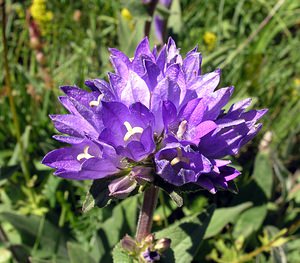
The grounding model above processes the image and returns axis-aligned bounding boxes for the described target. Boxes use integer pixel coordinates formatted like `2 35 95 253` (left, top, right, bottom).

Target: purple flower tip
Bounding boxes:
142 248 160 262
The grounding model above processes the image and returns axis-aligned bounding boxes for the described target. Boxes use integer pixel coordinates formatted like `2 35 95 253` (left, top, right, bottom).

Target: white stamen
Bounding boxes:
176 120 188 139
89 94 104 107
77 146 94 161
123 121 144 142
170 148 190 166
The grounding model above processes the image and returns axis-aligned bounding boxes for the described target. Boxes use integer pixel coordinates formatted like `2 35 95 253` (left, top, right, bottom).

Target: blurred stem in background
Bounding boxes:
220 0 285 68
0 224 22 262
1 0 31 183
26 6 53 90
144 0 159 39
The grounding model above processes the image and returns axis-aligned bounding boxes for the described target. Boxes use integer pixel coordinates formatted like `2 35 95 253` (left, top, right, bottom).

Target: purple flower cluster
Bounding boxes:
42 38 267 196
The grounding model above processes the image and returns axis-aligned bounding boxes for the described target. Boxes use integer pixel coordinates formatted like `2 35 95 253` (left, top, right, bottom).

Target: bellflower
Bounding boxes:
42 37 267 197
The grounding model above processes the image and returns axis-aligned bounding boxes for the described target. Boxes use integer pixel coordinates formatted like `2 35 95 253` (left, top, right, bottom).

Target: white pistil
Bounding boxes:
89 94 104 107
123 121 144 142
77 146 94 161
170 148 190 166
176 120 187 139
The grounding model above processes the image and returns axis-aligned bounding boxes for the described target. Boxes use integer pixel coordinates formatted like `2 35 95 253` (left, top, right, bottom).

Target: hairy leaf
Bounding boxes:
156 205 215 263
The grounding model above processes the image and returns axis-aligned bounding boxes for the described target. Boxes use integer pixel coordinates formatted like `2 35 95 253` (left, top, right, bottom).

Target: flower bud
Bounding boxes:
144 233 155 244
131 166 153 185
121 234 137 253
30 36 41 49
73 10 81 22
108 175 137 199
36 51 46 65
154 238 171 252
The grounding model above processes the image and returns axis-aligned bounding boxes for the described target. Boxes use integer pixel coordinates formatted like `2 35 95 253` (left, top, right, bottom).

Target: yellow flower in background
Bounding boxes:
121 8 134 31
294 78 300 87
292 78 300 98
30 0 53 35
121 8 133 21
203 31 217 51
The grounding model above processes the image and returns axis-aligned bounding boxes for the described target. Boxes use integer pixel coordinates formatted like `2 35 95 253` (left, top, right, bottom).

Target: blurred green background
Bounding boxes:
0 0 300 262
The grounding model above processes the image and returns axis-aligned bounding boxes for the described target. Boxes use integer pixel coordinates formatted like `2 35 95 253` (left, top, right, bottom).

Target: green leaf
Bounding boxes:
233 205 267 239
117 14 145 56
100 196 138 248
0 212 67 259
67 242 97 263
154 176 183 207
271 246 288 263
97 196 138 262
204 202 252 239
155 205 215 263
155 4 171 18
227 180 239 194
169 191 183 207
0 248 12 263
252 151 273 199
265 226 288 263
42 176 61 208
112 243 134 263
167 0 182 34
122 196 139 234
286 238 300 263
0 165 20 181
82 178 112 212
89 235 106 263
8 125 31 166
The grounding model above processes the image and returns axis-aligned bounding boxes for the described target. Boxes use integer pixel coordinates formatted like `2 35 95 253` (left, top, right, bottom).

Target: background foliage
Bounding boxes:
0 0 300 262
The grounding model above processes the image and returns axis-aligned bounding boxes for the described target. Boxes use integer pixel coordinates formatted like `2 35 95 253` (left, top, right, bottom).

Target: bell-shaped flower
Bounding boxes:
43 37 267 197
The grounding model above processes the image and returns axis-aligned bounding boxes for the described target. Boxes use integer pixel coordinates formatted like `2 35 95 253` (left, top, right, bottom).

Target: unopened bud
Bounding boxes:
154 238 171 252
259 131 272 152
108 176 137 199
131 166 153 185
73 10 81 22
30 36 41 49
121 234 137 253
144 233 155 244
36 51 46 65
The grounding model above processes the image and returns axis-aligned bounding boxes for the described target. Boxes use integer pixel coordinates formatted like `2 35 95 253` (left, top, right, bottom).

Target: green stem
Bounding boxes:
136 186 159 242
1 0 30 182
159 191 168 227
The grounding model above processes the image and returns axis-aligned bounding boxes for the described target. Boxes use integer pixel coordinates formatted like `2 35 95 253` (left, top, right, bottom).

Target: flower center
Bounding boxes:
170 148 190 166
89 94 104 107
77 146 94 161
123 121 144 142
176 120 187 139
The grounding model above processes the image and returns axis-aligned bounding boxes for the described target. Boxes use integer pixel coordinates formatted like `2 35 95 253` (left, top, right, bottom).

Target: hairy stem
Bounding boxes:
136 186 159 242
